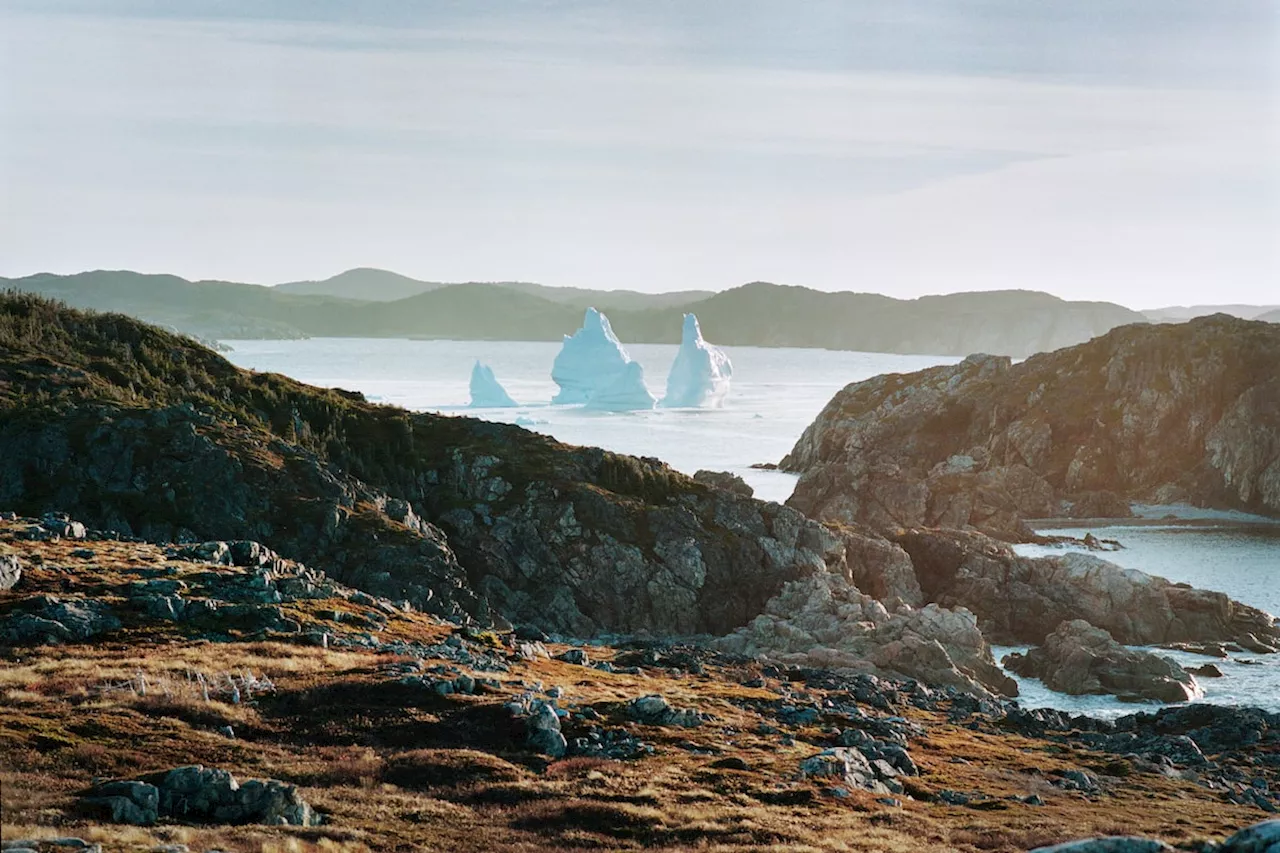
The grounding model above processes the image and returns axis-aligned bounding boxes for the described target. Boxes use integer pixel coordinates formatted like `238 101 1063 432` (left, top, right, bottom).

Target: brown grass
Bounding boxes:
0 518 1267 852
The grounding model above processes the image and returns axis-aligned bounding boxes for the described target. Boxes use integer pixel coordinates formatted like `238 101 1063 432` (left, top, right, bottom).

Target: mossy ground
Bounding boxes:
0 519 1268 852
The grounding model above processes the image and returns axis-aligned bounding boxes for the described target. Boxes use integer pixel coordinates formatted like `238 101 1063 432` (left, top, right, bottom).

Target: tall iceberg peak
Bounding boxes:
583 360 656 412
469 360 518 408
551 307 634 405
660 313 732 408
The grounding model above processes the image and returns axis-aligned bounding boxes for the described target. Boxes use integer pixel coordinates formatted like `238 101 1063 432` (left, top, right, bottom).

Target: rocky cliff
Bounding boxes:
0 294 843 637
783 315 1280 534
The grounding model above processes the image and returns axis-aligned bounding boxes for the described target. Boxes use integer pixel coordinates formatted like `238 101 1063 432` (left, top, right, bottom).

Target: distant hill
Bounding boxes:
275 267 452 301
4 269 1146 357
274 267 712 311
608 284 1146 357
0 270 359 340
1258 309 1280 324
1143 304 1280 322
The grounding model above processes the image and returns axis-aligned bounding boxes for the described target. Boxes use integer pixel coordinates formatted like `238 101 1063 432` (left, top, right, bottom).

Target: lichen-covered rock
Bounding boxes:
0 553 21 590
783 317 1280 532
799 747 899 794
892 527 1280 648
80 766 319 826
522 701 567 758
1003 620 1201 703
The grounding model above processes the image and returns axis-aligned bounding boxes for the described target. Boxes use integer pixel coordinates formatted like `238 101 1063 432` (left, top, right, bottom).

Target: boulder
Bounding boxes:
800 748 875 788
625 694 706 728
1003 620 1200 703
799 748 899 794
0 553 21 590
526 701 567 758
1218 820 1280 852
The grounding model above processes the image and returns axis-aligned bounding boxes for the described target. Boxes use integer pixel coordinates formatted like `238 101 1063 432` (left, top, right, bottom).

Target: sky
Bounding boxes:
1 1 1278 307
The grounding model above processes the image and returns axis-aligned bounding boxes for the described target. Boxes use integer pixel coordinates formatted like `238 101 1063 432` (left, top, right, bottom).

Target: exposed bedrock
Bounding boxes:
713 570 1018 698
890 527 1280 648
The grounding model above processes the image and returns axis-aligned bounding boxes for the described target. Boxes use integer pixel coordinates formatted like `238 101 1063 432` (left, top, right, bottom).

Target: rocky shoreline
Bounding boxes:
4 296 1280 850
783 315 1280 536
3 510 1280 851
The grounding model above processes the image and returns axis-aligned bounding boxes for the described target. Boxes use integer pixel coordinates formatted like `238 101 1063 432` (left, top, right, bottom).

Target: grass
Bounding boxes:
0 517 1270 852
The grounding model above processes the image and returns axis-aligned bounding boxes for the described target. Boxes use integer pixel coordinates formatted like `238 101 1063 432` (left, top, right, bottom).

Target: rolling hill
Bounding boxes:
4 269 1147 357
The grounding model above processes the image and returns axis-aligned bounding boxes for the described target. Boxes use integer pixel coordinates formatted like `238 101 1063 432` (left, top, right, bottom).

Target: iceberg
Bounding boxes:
583 361 656 412
469 360 518 408
660 313 732 408
551 307 634 404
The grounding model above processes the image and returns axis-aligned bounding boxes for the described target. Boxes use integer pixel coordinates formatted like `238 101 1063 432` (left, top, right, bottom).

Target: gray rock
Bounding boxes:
555 648 590 666
82 765 319 826
1004 621 1200 703
892 527 1280 648
0 554 21 590
625 694 705 728
714 571 1016 698
1218 820 1280 853
524 700 567 758
1 597 120 646
799 748 888 794
783 319 1280 532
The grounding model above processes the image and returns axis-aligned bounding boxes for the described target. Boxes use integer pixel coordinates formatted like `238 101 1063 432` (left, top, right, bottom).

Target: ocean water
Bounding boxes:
224 337 958 503
1004 524 1280 716
223 337 1280 715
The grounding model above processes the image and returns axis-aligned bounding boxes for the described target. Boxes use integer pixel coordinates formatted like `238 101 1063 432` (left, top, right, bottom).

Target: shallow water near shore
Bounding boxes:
224 337 1280 717
1003 523 1280 716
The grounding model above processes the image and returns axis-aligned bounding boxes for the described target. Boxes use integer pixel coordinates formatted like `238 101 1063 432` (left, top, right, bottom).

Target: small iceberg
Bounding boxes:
552 307 634 405
660 313 732 408
469 361 518 408
583 361 656 412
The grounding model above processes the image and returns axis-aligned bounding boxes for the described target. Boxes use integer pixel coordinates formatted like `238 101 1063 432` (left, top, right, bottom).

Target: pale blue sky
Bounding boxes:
1 1 1277 305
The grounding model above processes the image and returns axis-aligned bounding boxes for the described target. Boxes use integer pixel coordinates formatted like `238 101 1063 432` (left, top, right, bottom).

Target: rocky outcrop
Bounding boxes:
892 527 1280 647
0 294 845 638
1003 620 1201 703
80 765 319 826
1 596 120 645
836 525 922 608
783 316 1280 533
714 571 1016 697
693 469 753 497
